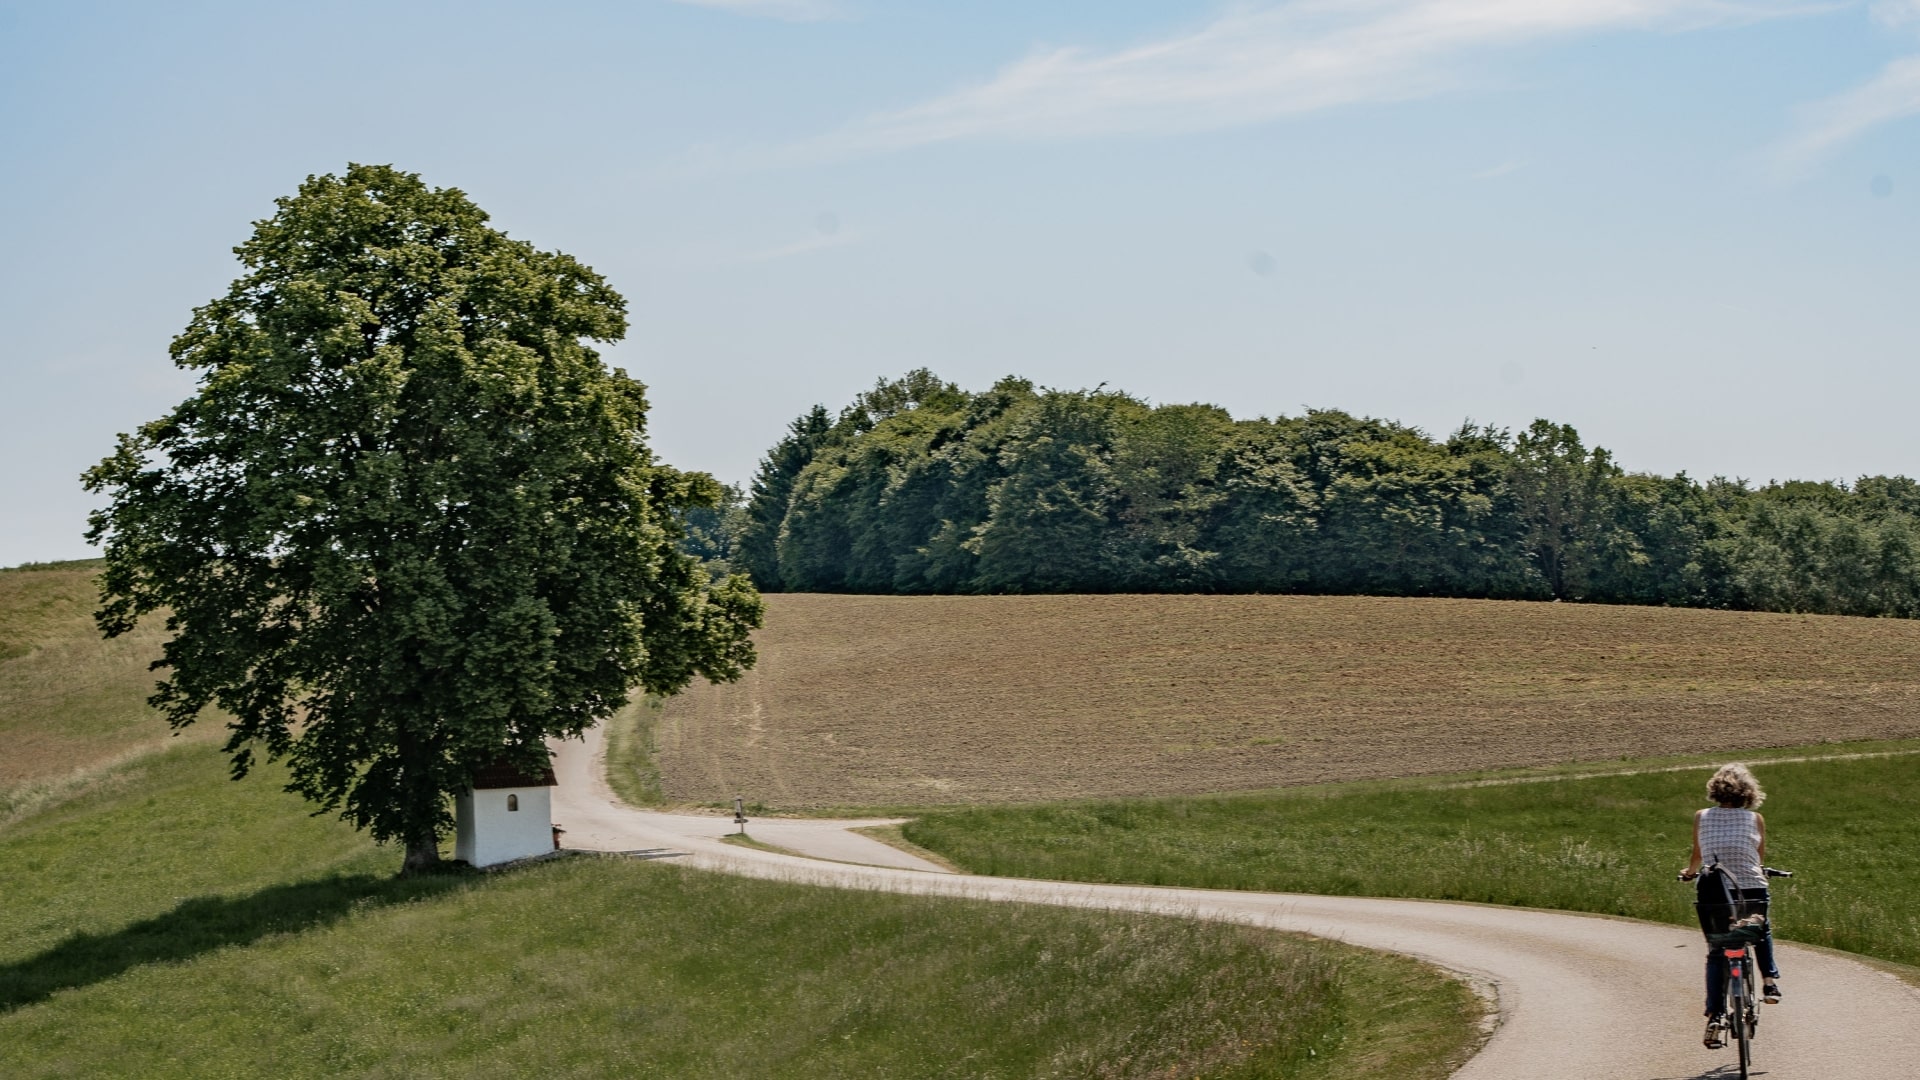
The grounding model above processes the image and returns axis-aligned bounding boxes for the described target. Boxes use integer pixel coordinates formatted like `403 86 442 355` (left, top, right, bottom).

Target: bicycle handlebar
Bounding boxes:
1675 865 1795 882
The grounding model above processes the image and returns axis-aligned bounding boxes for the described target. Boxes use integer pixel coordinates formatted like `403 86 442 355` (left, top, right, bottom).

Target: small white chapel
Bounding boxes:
455 758 558 867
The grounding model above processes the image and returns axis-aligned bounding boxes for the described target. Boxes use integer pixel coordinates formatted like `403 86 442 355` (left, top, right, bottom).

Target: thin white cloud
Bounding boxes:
759 0 1803 162
1870 0 1920 27
1473 157 1528 178
738 231 859 263
666 0 840 22
1773 53 1920 172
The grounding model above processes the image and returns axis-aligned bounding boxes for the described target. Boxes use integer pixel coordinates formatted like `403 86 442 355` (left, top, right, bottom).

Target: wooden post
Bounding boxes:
733 796 748 835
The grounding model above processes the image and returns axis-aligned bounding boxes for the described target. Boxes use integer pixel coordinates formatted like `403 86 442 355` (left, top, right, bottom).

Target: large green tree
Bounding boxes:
84 165 762 872
1507 419 1619 599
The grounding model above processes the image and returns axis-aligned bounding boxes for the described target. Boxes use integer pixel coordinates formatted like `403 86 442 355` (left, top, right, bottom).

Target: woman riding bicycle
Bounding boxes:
1678 762 1781 1048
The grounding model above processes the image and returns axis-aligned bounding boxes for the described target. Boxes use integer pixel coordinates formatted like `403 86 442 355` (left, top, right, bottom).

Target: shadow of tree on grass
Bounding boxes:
0 872 465 1013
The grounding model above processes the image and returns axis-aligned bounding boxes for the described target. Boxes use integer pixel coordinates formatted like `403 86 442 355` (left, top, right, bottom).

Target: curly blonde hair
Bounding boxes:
1707 763 1765 809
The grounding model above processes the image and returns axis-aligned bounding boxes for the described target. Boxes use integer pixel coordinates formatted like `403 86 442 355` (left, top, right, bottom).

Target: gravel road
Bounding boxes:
551 725 1920 1079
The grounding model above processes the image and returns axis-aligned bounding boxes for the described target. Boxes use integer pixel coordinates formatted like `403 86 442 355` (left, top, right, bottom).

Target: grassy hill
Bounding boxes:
0 560 216 825
1 739 1486 1078
0 560 1481 1078
651 593 1920 809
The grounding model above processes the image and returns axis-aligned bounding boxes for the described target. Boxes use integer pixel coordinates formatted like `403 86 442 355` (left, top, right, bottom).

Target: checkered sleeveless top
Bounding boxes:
1698 806 1764 890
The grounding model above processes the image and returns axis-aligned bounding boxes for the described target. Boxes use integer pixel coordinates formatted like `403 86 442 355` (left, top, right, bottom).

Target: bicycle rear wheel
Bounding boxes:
1733 984 1752 1078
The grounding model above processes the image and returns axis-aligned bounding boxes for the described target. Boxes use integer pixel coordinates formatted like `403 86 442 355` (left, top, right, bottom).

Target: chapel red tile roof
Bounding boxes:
469 758 556 790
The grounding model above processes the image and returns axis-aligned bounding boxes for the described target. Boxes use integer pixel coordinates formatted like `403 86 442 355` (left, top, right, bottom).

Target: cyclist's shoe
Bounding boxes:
1703 1020 1726 1049
1763 982 1781 1003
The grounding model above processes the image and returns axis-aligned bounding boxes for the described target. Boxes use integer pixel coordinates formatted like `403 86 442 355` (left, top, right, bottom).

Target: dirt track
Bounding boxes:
655 594 1920 808
554 724 1920 1080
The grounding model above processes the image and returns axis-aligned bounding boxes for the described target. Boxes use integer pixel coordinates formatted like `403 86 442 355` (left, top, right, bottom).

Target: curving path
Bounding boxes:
550 725 1920 1080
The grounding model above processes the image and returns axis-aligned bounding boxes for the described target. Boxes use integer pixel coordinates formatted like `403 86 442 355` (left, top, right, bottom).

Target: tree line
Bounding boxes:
682 370 1920 618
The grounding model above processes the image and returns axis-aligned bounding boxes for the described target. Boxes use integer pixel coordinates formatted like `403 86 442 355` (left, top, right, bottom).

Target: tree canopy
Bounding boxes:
85 164 762 871
722 371 1920 618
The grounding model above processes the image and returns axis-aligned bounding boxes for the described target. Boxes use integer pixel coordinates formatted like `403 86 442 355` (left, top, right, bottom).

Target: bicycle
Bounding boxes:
1678 862 1792 1080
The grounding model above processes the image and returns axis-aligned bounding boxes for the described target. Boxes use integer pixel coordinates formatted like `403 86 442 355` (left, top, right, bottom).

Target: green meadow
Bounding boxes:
904 747 1920 970
0 742 1479 1079
0 561 1479 1079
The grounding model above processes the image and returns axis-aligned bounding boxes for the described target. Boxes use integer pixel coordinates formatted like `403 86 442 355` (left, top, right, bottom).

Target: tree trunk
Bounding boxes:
402 836 441 875
393 720 442 876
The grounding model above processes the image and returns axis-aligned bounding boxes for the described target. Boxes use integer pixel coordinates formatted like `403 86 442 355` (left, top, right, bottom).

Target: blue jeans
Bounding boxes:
1705 888 1778 1017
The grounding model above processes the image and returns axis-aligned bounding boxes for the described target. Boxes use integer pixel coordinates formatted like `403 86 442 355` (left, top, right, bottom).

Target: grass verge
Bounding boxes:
718 831 803 857
853 824 967 873
601 693 665 807
1 741 1481 1078
904 740 1920 968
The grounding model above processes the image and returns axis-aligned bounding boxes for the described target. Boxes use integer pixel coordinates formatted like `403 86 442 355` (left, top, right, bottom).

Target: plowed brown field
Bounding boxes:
652 594 1920 809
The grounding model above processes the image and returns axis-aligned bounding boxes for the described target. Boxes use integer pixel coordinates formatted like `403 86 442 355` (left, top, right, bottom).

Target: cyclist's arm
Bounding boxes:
1755 812 1766 862
1682 808 1705 878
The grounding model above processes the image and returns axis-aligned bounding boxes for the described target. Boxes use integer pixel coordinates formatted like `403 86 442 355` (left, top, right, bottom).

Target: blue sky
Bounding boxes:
2 0 1916 565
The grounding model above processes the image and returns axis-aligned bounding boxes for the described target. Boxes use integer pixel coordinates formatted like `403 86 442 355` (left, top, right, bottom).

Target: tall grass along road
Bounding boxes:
557 724 1920 1080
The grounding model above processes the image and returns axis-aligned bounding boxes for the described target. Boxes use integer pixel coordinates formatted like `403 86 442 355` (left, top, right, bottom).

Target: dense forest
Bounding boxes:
680 371 1920 618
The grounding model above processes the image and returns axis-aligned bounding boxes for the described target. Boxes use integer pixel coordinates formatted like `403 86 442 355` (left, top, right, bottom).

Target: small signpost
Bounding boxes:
733 795 748 836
